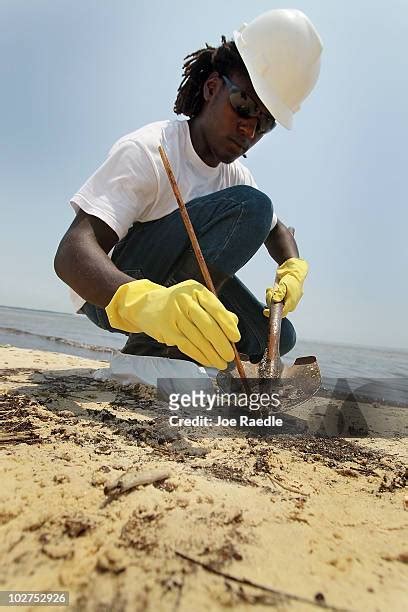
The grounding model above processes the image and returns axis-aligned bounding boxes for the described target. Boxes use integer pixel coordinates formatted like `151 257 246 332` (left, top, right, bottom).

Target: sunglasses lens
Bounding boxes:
229 91 257 118
227 84 276 134
258 115 276 133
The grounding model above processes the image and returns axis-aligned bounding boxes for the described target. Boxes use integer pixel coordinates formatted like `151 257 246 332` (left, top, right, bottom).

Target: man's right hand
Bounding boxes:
105 279 240 370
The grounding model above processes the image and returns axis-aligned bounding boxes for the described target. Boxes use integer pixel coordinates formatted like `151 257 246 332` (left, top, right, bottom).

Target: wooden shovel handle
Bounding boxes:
267 226 294 364
158 145 249 391
267 300 283 362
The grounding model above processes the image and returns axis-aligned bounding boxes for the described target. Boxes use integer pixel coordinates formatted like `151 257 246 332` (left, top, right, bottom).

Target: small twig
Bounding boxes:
376 525 408 533
7 534 24 554
103 468 170 503
267 474 310 496
175 550 351 612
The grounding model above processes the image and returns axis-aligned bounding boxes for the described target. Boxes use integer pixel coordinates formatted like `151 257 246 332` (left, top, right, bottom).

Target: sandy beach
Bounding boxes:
0 345 407 611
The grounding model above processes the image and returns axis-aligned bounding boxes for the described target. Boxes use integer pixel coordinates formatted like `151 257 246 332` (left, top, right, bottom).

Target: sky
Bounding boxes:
1 0 407 350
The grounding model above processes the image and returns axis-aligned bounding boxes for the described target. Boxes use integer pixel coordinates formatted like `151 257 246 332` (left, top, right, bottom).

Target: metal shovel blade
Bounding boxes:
217 224 322 413
216 355 321 414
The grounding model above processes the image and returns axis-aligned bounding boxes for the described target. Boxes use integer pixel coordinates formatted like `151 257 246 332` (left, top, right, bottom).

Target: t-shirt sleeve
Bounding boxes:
234 163 278 230
69 140 158 240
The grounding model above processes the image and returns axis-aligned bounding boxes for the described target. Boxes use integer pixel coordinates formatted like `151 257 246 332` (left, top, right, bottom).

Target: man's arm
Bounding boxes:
263 218 308 318
54 209 241 369
54 210 134 307
264 218 299 264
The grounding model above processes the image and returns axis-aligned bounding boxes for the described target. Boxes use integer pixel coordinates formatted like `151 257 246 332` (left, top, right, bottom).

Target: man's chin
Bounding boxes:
219 151 241 164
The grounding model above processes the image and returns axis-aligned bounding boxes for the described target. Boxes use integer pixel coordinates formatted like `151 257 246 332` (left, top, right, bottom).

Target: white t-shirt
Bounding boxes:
69 119 277 310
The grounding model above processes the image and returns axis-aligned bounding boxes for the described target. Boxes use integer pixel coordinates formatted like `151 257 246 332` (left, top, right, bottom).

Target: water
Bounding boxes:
0 305 122 361
1 305 408 403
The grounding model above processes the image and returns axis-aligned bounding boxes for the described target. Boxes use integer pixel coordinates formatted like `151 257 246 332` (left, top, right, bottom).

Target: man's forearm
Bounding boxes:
264 219 299 265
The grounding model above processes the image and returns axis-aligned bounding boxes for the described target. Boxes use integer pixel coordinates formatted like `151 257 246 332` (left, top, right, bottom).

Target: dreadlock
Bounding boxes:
174 36 249 118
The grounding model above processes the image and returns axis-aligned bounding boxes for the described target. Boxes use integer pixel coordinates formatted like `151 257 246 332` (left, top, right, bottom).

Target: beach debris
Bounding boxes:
335 467 359 478
63 513 95 538
288 512 310 524
315 593 326 604
53 473 70 484
41 542 74 560
103 467 171 500
175 550 351 611
57 410 77 418
0 393 43 446
378 466 407 492
381 552 408 564
267 474 310 496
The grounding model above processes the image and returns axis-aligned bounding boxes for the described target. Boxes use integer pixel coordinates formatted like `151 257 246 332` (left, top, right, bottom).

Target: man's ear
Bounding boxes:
203 71 222 102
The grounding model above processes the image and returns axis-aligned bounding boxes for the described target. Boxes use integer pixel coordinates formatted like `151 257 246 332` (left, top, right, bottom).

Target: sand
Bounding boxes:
0 345 407 612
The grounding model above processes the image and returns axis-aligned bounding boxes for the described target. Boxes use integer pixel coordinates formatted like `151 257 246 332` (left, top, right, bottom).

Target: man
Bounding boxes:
54 9 323 373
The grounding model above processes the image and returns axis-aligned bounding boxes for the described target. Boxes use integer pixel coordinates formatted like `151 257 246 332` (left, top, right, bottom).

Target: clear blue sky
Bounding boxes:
1 1 407 350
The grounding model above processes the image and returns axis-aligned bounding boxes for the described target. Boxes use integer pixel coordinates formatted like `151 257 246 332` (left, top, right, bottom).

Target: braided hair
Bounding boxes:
174 37 249 118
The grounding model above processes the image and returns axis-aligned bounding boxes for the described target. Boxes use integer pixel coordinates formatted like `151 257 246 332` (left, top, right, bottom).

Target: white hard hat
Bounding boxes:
233 9 323 129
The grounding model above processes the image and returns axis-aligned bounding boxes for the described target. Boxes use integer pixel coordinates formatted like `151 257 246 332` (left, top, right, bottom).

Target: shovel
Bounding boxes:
217 231 321 414
217 310 321 415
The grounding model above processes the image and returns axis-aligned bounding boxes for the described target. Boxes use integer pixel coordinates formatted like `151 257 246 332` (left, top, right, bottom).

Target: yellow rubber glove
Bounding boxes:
264 258 309 318
105 279 240 370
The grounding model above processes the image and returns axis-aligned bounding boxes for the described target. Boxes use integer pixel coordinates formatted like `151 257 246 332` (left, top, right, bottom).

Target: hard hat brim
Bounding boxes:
233 29 293 130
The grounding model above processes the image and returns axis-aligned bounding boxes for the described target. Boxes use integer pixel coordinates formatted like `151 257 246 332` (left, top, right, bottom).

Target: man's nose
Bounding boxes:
238 117 258 139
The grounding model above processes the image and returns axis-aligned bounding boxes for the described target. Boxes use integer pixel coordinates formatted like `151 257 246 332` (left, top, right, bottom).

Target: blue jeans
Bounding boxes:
81 185 296 361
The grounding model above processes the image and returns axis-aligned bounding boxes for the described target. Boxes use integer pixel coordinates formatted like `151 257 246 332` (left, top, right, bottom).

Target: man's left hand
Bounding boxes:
264 258 309 318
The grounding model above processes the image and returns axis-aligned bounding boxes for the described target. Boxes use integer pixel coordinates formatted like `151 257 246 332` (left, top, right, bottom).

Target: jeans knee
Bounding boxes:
228 185 273 240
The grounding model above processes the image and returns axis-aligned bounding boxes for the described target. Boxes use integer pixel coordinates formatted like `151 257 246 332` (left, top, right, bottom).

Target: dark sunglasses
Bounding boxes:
221 75 276 134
